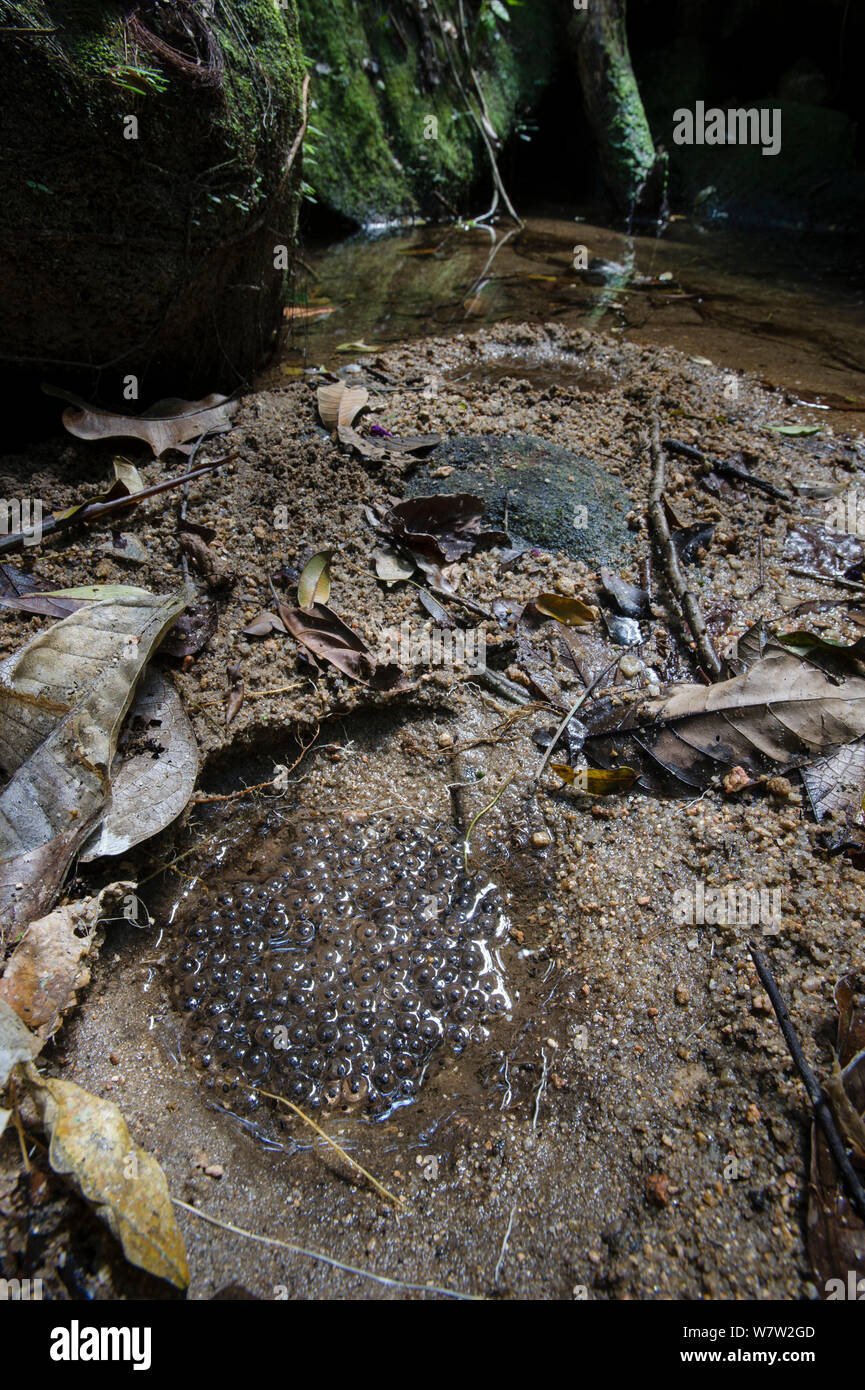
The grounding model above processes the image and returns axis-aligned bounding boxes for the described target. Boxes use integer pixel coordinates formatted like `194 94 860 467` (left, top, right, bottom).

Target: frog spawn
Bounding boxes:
168 815 510 1120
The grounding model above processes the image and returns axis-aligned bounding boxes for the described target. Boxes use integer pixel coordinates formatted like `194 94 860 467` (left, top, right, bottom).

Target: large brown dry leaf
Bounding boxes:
808 979 865 1292
279 601 375 682
26 1069 189 1289
584 638 865 796
79 671 198 862
44 386 237 458
0 592 186 934
0 882 133 1038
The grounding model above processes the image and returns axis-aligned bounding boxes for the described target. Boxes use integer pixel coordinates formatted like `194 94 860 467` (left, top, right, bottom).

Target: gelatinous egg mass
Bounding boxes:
168 815 510 1119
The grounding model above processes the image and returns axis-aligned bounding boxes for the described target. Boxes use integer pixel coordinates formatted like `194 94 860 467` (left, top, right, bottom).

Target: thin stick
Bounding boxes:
493 1203 517 1287
789 567 865 593
532 655 620 788
0 453 235 556
749 943 865 1225
255 1089 405 1210
171 1199 479 1300
648 415 723 679
464 770 515 872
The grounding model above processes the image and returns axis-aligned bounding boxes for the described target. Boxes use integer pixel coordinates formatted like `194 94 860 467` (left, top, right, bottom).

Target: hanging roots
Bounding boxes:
124 1 224 89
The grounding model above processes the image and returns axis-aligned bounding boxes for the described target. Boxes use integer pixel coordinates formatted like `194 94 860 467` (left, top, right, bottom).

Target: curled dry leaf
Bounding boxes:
279 602 375 682
79 671 198 862
44 385 238 459
0 590 186 936
0 882 133 1038
25 1067 190 1290
316 382 368 431
0 997 42 1093
297 549 334 610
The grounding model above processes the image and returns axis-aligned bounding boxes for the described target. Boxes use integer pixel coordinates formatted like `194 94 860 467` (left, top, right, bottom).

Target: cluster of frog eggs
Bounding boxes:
169 815 510 1119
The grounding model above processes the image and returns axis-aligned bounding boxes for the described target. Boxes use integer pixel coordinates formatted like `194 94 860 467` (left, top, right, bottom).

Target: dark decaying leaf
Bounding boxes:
278 602 375 682
161 599 218 658
381 494 509 564
784 521 865 581
599 567 649 619
671 520 715 566
807 980 865 1291
337 424 388 461
583 635 865 798
0 563 87 619
44 385 237 458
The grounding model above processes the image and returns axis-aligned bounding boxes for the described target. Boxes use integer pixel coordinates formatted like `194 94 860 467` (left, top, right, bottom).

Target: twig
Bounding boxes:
532 1048 549 1129
172 1199 479 1300
428 585 496 622
0 453 235 556
749 943 865 1225
531 655 619 788
789 567 865 593
475 668 532 705
251 1089 404 1209
648 415 723 679
464 770 515 872
493 1203 517 1287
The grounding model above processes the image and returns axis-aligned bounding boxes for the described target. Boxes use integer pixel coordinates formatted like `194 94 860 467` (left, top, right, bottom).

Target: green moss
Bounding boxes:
297 0 557 224
0 0 306 392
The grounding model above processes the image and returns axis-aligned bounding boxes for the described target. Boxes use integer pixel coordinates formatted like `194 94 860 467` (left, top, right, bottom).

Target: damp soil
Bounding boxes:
2 260 865 1299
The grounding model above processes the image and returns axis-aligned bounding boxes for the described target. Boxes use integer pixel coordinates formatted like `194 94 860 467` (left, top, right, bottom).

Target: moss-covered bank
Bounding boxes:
0 0 306 402
296 0 557 224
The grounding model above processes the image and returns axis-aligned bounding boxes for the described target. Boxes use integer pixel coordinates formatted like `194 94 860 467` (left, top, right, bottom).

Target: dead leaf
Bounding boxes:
25 1068 189 1289
599 567 649 620
382 494 508 564
372 544 415 586
0 882 133 1037
531 593 595 626
0 563 88 619
297 549 334 610
79 672 198 861
179 533 235 589
0 997 42 1092
551 764 637 795
279 602 375 682
44 386 238 459
584 636 865 797
0 591 186 935
316 382 368 430
241 610 287 638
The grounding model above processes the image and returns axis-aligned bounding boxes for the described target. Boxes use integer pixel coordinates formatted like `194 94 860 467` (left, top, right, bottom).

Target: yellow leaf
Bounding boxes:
551 764 637 795
26 1070 189 1289
534 593 595 626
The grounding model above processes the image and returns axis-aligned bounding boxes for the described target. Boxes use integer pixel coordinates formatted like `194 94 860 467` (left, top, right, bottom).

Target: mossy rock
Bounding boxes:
0 0 305 403
407 433 634 565
297 0 557 224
